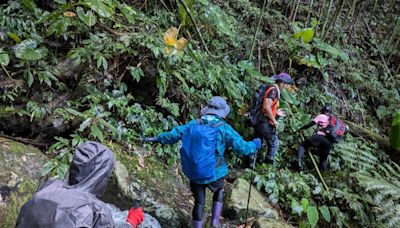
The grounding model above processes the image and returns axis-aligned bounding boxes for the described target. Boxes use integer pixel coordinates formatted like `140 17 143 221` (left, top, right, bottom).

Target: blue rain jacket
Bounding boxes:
157 115 257 184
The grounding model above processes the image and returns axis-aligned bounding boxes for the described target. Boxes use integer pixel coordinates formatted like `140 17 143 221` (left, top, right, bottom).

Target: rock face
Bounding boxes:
0 137 48 227
102 145 193 227
223 178 279 222
223 178 291 227
253 217 292 228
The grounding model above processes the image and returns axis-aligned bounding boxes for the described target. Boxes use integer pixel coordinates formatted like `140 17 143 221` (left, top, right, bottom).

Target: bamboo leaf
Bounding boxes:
79 118 92 131
90 123 104 142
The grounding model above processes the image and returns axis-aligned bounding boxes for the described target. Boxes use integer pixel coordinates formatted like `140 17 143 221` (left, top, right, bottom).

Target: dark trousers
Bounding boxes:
298 134 333 171
254 121 278 164
190 178 224 221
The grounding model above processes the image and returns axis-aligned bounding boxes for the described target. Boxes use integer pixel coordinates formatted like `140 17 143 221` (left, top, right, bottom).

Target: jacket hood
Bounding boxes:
65 141 115 197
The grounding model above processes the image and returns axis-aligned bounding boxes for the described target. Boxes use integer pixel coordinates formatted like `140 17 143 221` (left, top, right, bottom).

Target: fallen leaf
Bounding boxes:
175 37 188 50
138 155 145 168
163 27 178 46
164 46 171 55
63 11 77 17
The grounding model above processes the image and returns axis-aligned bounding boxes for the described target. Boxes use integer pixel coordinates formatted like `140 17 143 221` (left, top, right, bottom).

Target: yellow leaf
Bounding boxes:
63 11 77 17
164 46 171 55
175 37 188 50
163 27 178 46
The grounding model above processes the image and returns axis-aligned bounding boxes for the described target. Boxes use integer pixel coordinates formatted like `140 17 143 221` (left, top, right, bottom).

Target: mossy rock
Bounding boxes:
223 178 279 224
0 137 47 227
253 217 292 228
102 144 192 227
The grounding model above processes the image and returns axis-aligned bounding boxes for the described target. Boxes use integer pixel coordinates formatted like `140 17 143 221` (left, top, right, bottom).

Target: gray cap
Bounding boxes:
200 96 231 118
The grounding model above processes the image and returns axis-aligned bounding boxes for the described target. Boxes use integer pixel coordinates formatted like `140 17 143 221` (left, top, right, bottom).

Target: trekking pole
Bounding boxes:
300 133 330 192
244 151 257 227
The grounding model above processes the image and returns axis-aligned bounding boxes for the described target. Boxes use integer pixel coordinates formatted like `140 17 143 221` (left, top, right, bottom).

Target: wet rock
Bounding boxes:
223 178 279 223
102 145 192 227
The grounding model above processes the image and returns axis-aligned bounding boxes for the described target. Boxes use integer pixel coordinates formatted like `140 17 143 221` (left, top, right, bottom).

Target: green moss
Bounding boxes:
0 180 38 228
108 143 186 206
0 137 41 155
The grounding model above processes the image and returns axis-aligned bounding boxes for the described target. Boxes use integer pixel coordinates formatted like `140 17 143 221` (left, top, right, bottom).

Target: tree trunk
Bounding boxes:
322 0 346 40
321 0 334 38
306 0 314 26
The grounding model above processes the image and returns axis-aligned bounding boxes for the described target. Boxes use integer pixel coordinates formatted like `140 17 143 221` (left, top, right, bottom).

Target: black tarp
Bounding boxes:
16 141 116 228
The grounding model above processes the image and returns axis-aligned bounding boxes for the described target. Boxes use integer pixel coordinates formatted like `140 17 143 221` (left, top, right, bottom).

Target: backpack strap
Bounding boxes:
261 85 279 115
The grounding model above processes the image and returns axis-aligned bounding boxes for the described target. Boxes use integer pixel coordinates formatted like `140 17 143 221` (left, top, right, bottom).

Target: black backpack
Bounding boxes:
247 84 271 126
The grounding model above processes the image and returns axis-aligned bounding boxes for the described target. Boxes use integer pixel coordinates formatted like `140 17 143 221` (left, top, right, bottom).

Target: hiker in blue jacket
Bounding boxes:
145 96 261 228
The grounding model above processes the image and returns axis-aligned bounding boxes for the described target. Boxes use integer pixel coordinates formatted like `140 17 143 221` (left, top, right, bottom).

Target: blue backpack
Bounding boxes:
180 119 224 180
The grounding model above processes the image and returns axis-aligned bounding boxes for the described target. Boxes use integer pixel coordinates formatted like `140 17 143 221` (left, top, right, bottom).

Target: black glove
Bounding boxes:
144 137 157 143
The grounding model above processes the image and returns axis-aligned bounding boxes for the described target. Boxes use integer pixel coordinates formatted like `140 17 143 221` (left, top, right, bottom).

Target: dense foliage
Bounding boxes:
1 0 399 227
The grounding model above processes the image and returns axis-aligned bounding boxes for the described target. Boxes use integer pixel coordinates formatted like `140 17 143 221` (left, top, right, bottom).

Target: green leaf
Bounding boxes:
79 118 92 131
313 39 349 61
90 123 104 142
81 0 113 18
177 0 195 26
311 19 319 28
14 39 48 61
299 220 311 228
56 163 69 178
77 7 97 26
293 28 315 43
47 18 73 36
7 33 22 43
119 3 141 24
42 161 56 176
319 205 331 222
376 105 390 120
389 111 400 150
23 70 34 87
128 66 144 82
54 0 67 4
22 0 36 11
307 206 319 227
322 71 329 81
301 198 309 210
300 54 320 69
96 55 108 70
0 52 9 66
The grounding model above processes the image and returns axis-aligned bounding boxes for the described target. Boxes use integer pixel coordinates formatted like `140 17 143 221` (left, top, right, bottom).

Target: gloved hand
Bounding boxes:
144 137 157 143
252 138 262 150
126 207 144 228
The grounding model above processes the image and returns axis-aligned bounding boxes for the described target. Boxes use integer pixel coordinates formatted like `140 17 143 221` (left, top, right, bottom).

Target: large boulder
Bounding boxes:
253 217 292 228
0 137 48 227
223 178 279 222
102 145 192 227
